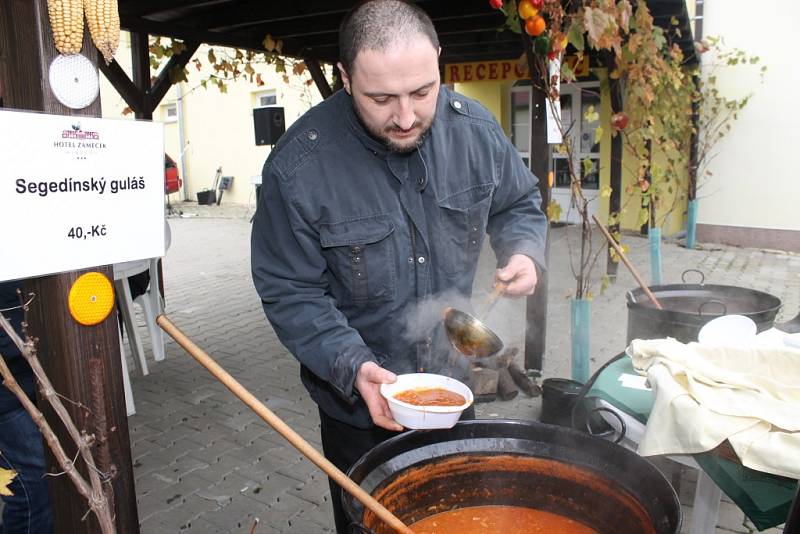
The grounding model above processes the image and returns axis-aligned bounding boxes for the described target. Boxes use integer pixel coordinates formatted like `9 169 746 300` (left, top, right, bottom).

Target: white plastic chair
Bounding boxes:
112 222 171 415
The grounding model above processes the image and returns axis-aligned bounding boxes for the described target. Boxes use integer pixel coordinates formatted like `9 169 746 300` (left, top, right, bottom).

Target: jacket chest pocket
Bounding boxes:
433 184 493 275
320 216 396 305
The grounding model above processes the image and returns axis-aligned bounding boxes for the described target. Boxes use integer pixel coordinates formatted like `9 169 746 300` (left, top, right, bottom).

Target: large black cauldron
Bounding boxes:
627 281 781 343
344 419 681 534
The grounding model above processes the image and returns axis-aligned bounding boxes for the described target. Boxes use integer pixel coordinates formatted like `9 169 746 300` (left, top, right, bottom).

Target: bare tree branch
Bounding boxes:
0 301 115 533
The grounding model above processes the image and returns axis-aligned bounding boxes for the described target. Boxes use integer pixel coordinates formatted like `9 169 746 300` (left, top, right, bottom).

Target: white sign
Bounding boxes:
0 110 165 282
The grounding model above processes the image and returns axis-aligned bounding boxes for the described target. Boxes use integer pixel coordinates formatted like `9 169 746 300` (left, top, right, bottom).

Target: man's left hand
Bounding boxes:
495 254 538 296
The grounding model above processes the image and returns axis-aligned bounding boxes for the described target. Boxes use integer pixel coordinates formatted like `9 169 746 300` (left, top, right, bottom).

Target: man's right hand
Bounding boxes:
354 361 403 431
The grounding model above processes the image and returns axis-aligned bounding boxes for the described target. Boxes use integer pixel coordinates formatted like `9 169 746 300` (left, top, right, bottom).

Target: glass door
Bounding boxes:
551 83 601 224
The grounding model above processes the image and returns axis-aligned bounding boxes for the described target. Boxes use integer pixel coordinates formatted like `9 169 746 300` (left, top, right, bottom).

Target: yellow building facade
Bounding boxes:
454 59 689 237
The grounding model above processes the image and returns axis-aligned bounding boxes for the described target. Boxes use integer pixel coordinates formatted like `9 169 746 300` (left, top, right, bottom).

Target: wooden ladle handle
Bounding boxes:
481 281 509 320
487 282 508 307
156 315 414 534
591 215 663 310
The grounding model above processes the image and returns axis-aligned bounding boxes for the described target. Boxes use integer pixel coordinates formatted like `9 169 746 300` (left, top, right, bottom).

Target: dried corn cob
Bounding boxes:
47 0 84 55
84 0 120 64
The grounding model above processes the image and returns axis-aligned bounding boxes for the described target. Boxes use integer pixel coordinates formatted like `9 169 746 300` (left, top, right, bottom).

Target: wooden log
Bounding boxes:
497 367 519 401
469 367 498 403
508 362 542 398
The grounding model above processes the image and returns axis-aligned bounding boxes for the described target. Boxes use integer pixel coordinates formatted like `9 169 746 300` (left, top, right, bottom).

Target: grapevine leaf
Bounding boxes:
561 62 576 83
600 274 611 295
0 468 16 496
567 21 585 52
546 200 563 222
594 125 604 144
636 207 649 228
582 158 594 177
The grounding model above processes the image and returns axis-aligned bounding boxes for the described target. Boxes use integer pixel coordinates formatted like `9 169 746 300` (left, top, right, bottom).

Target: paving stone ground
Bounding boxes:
121 201 798 533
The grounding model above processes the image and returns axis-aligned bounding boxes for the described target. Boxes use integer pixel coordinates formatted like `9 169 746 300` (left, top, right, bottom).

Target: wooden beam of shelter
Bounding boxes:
98 59 144 114
304 57 333 100
119 0 236 18
190 0 498 34
131 31 152 119
123 15 260 54
149 40 200 112
108 33 199 120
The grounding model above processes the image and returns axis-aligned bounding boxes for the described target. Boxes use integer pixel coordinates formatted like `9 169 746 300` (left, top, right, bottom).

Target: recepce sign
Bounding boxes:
0 110 165 282
444 55 590 84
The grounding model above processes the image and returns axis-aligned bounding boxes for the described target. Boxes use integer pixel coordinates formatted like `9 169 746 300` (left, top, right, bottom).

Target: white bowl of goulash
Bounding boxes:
380 373 474 429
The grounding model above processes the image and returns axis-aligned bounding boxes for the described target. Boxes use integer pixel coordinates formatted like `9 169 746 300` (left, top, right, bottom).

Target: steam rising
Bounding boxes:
399 285 528 380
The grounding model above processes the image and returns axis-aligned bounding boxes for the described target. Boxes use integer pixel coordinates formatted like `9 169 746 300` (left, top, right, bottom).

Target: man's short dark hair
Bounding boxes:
338 0 439 75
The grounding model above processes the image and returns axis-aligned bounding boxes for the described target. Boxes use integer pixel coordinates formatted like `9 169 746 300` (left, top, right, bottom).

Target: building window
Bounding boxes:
163 103 177 123
255 89 277 108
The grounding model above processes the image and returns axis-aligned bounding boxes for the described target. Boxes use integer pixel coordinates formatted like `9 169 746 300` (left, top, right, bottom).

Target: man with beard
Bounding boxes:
251 1 547 530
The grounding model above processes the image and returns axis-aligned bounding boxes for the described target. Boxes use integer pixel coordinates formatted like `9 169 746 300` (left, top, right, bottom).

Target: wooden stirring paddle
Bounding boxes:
157 315 414 534
592 215 663 310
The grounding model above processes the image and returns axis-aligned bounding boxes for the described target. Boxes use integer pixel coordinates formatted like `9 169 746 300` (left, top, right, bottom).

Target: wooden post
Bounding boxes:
0 1 139 532
305 57 333 99
519 15 551 374
130 31 152 120
605 52 623 279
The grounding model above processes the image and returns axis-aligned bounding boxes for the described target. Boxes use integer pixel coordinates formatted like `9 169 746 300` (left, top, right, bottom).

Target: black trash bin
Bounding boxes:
196 189 216 205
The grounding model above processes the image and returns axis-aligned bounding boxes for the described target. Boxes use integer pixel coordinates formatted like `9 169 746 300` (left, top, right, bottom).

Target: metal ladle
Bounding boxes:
443 283 507 359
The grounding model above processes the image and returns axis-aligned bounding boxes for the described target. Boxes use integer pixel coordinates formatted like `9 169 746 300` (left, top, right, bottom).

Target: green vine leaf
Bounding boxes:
501 0 522 34
582 158 594 177
561 62 576 83
583 105 599 123
594 125 604 144
636 207 650 228
546 200 563 222
567 21 585 52
600 274 611 295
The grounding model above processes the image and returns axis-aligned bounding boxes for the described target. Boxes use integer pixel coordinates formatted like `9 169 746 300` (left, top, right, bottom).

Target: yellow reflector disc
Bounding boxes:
68 272 115 326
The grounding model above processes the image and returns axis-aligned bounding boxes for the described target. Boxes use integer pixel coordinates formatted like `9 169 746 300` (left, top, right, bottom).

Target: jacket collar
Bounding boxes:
343 91 390 156
342 87 446 157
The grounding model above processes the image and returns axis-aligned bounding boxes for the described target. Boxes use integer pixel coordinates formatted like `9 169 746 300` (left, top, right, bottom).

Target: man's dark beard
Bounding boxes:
352 98 432 154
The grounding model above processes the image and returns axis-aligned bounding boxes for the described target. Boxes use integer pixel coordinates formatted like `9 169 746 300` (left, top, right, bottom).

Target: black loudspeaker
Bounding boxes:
253 107 285 146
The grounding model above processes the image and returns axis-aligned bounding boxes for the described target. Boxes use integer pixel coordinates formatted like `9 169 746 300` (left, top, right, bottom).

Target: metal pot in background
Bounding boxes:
344 420 681 534
540 378 583 426
626 270 782 343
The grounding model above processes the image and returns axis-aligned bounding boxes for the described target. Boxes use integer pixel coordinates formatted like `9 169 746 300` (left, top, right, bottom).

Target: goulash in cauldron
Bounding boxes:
409 505 599 533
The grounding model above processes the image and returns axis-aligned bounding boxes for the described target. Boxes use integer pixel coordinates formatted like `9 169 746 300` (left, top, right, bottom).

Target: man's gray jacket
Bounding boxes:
251 86 547 428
